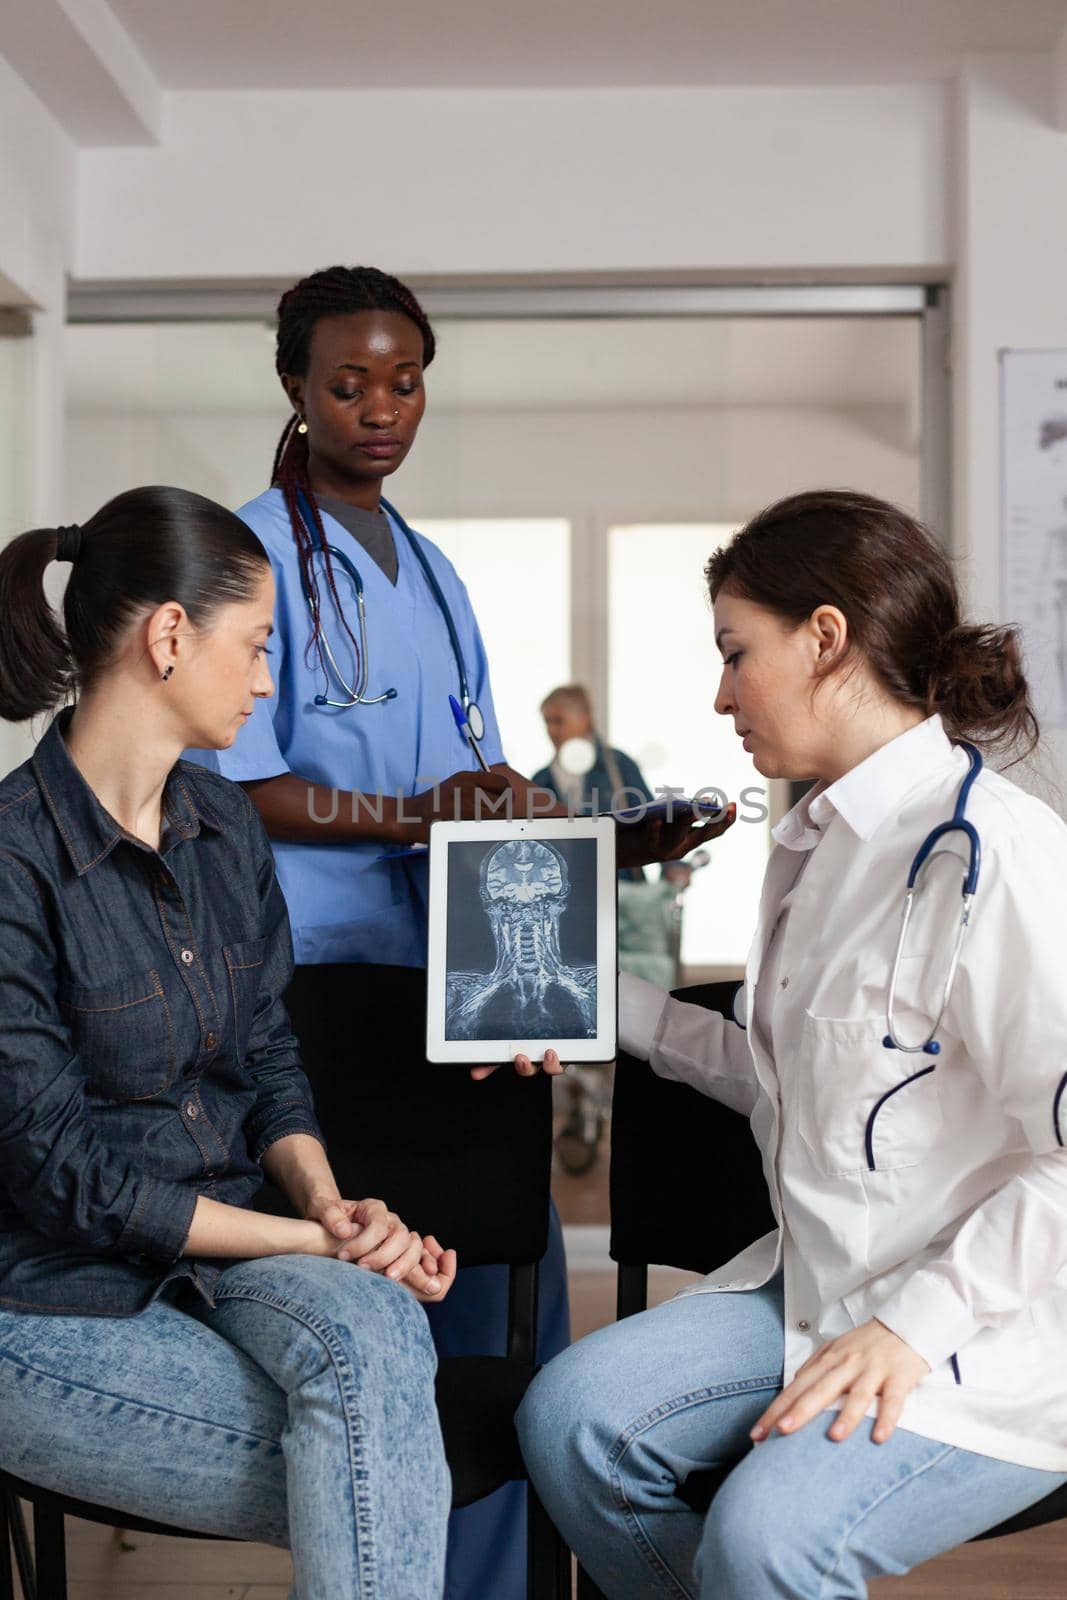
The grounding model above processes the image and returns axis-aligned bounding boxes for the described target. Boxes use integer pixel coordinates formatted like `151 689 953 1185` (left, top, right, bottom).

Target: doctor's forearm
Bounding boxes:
241 774 419 845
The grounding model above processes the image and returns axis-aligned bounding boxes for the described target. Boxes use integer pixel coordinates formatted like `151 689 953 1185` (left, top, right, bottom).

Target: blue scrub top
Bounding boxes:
188 487 504 968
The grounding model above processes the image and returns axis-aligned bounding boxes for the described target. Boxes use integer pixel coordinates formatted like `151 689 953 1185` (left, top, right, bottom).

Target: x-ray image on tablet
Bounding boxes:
426 818 617 1064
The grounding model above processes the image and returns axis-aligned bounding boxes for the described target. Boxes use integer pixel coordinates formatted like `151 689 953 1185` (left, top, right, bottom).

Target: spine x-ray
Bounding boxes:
445 838 598 1042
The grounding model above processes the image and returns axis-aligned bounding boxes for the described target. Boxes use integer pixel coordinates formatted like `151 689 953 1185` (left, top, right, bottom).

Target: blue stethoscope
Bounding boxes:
295 487 485 741
882 742 982 1056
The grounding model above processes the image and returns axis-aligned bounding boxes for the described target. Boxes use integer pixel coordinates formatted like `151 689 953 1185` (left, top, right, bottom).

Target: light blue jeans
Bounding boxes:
0 1255 450 1599
517 1276 1067 1599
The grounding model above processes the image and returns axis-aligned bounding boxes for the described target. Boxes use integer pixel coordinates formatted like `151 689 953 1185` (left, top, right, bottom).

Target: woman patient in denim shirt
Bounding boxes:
0 486 454 1600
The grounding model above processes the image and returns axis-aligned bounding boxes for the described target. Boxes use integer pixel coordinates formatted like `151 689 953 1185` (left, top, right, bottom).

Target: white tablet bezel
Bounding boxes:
425 817 617 1064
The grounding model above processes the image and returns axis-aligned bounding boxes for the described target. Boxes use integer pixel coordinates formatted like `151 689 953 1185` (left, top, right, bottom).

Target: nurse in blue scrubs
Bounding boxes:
190 263 716 1595
189 263 565 1599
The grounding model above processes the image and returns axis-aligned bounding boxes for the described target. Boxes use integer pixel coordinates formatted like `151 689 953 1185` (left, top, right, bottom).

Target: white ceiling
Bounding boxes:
65 316 919 415
106 0 1067 90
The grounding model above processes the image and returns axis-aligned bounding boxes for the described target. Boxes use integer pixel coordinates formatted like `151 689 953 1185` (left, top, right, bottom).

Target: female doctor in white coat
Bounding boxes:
517 489 1067 1599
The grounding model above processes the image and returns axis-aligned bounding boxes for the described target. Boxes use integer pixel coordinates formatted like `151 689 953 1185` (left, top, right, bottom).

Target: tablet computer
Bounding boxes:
425 817 617 1064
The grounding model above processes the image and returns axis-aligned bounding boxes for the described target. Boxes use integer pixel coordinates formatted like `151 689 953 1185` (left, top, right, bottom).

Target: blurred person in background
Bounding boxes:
533 683 652 821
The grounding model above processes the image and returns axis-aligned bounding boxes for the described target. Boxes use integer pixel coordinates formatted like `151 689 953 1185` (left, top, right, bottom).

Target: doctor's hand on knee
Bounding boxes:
470 1048 566 1082
750 1318 930 1447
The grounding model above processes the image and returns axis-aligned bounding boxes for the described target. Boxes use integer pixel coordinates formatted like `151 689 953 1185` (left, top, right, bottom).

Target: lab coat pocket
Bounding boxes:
796 1010 943 1178
953 1309 1043 1396
60 965 177 1101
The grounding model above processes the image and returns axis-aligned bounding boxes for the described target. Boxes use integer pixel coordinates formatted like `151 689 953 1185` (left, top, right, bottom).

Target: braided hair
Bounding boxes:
271 265 436 673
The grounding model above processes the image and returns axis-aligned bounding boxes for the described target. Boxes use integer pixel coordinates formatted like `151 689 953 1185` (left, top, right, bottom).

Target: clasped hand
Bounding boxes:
750 1318 930 1446
305 1195 456 1304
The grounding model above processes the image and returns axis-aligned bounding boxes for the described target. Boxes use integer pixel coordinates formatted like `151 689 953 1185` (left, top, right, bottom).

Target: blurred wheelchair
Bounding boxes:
553 852 709 1176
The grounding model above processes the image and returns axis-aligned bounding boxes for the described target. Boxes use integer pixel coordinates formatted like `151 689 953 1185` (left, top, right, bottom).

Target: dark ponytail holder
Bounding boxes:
54 525 83 564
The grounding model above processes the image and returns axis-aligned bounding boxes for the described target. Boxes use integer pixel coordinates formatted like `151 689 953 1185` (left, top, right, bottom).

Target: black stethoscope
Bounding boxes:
295 486 485 740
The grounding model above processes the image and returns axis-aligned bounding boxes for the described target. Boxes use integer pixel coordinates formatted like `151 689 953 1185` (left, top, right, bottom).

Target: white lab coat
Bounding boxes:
621 716 1067 1469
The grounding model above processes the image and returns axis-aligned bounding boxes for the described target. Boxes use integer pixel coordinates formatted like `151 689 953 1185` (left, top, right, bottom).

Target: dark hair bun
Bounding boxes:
706 489 1039 764
930 623 1037 754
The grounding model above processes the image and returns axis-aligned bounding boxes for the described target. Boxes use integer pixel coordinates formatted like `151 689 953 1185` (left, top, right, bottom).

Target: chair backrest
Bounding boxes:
609 981 774 1276
275 963 553 1270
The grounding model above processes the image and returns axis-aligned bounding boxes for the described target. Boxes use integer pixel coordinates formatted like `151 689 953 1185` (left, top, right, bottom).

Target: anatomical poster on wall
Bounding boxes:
1001 347 1067 727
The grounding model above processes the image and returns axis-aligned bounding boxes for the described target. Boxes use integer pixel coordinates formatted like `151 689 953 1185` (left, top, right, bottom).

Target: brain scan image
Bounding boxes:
445 838 598 1042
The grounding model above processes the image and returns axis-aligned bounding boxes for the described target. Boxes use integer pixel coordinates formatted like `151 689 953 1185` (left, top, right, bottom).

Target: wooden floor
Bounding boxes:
9 1129 1066 1596
13 1507 1066 1600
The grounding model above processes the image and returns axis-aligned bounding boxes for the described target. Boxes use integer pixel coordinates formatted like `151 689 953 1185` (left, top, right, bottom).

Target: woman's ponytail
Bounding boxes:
0 487 269 729
929 623 1039 762
0 528 75 722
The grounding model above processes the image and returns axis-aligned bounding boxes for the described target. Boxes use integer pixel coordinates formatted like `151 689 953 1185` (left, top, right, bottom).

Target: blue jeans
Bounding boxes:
425 1198 571 1600
0 1254 450 1599
517 1277 1067 1599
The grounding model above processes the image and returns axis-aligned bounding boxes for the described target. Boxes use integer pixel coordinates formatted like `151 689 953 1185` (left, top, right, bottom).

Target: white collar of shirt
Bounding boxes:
772 714 957 854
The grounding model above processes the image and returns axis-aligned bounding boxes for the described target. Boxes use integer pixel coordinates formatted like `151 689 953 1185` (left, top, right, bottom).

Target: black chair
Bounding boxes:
578 980 1067 1599
1 962 568 1600
0 1480 235 1600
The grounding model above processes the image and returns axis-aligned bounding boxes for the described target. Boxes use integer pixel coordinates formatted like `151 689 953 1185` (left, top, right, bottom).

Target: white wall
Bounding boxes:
0 52 77 774
65 401 919 533
31 50 1067 810
76 84 949 280
0 51 76 528
0 55 76 315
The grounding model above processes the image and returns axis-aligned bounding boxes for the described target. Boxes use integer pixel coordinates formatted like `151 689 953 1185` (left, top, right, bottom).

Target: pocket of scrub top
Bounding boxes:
223 936 268 1066
60 965 177 1101
795 1010 943 1178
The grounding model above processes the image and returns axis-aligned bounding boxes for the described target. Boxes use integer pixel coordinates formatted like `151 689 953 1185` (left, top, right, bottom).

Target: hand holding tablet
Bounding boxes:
615 798 737 869
470 1047 567 1082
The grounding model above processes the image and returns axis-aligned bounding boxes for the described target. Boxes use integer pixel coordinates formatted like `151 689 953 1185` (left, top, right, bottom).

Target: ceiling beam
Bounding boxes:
0 0 160 146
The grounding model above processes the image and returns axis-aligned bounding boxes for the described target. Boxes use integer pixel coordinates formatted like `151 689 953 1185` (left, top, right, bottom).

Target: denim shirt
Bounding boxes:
0 711 323 1317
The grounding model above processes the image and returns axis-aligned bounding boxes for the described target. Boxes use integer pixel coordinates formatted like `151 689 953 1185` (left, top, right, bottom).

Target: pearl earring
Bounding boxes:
297 419 308 435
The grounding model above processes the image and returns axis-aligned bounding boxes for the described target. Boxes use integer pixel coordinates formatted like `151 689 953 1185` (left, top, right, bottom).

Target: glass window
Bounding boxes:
609 523 769 970
418 519 570 779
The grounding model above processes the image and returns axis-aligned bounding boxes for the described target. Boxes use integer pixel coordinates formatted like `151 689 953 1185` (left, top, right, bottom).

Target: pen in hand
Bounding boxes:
449 694 490 772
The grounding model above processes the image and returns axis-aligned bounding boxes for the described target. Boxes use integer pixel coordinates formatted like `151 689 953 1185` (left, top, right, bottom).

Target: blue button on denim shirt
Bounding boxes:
0 710 323 1316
